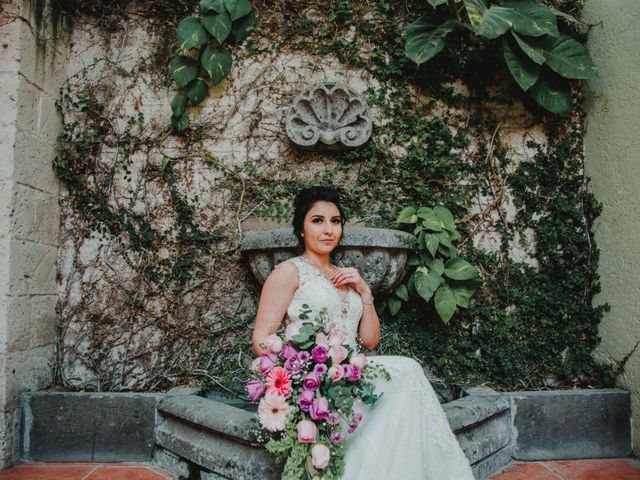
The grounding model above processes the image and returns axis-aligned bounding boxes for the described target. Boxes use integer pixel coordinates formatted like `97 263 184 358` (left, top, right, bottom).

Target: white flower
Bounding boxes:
258 393 290 432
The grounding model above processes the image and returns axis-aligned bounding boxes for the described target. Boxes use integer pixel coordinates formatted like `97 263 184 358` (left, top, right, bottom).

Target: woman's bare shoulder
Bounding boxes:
266 258 299 289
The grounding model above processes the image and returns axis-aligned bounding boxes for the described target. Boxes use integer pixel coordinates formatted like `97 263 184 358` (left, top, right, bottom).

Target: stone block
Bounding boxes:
3 294 56 352
152 447 192 480
0 406 21 469
12 132 59 194
0 15 21 75
21 392 164 462
471 445 514 480
457 413 512 465
444 388 510 433
8 240 57 295
507 389 631 460
11 184 59 245
1 345 55 410
201 470 232 480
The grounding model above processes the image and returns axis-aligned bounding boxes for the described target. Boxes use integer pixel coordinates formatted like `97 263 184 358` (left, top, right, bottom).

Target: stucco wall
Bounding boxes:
583 0 640 455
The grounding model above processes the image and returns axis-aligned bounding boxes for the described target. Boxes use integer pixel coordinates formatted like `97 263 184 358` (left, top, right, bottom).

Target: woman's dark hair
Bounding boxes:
292 186 346 247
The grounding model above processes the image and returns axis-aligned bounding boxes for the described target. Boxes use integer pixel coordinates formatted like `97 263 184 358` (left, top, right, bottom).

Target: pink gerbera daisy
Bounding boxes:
258 393 290 432
265 366 292 397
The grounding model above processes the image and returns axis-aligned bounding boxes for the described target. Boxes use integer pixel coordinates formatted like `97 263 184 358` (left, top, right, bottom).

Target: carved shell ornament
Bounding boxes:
285 84 373 149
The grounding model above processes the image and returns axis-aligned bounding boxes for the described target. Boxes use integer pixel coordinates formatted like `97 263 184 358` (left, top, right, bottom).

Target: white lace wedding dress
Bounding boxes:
285 256 475 480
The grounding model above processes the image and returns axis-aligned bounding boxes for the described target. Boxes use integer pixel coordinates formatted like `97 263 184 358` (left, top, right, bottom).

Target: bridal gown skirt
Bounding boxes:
341 356 475 480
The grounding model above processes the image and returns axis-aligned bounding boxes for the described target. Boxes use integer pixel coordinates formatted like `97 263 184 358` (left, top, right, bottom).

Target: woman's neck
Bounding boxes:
302 250 331 267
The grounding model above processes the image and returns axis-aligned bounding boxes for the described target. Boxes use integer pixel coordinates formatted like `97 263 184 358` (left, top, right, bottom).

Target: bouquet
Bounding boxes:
246 305 388 480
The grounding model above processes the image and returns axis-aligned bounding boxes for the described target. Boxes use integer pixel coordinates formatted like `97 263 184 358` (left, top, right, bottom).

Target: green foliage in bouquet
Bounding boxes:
170 0 256 132
385 205 482 324
405 0 597 114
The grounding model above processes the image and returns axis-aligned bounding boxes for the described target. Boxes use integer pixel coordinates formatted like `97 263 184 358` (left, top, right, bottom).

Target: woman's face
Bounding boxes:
302 201 343 255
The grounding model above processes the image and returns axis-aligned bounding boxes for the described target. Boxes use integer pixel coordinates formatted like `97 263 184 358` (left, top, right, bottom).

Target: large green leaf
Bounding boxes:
225 0 252 21
502 1 559 37
395 284 409 302
421 212 444 231
201 46 233 85
202 12 232 43
185 78 209 105
388 297 402 316
171 113 190 133
170 93 188 116
542 34 597 79
397 206 418 224
529 73 572 114
433 206 455 232
200 0 225 14
424 233 440 257
232 10 256 42
425 258 445 275
503 40 540 91
434 285 457 323
414 268 442 303
170 56 199 87
405 18 459 65
511 31 545 64
450 279 482 308
176 17 209 50
464 0 514 39
444 257 478 280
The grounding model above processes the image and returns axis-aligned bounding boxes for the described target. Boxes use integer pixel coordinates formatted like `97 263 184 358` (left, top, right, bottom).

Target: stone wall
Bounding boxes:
0 0 69 468
583 0 640 455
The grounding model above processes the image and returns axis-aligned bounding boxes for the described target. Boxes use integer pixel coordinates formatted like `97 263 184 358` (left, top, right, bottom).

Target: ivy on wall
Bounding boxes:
52 0 612 394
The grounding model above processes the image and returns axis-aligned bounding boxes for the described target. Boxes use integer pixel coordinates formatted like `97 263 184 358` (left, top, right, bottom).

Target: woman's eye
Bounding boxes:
332 219 341 224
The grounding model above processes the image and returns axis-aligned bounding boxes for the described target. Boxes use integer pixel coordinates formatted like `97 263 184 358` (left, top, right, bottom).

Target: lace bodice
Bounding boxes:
285 256 363 348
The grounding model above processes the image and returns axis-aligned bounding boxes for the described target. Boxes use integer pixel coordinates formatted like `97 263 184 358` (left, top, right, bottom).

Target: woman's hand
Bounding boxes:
330 267 371 296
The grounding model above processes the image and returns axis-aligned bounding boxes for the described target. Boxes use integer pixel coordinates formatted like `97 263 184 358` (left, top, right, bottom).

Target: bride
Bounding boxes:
252 186 475 480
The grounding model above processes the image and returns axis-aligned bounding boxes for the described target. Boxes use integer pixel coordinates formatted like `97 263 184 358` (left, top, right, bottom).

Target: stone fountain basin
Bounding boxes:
240 227 416 293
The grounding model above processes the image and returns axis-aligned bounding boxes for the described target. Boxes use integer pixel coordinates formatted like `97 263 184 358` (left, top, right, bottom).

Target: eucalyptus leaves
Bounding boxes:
405 0 596 114
387 206 481 324
170 0 256 132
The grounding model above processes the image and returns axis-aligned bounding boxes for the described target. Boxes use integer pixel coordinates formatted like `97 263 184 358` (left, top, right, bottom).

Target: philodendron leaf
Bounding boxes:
433 206 455 232
512 31 545 65
395 284 409 302
425 233 440 257
232 10 256 42
450 278 483 308
529 73 572 114
425 258 445 275
388 297 402 316
542 34 597 79
225 0 252 21
434 285 457 323
176 17 209 50
421 212 443 231
170 93 188 116
464 0 513 39
200 0 225 14
170 55 199 87
201 46 233 85
171 113 190 132
397 206 418 223
414 268 442 303
406 18 459 65
185 78 209 105
503 40 540 91
502 0 559 38
444 257 478 280
202 12 232 43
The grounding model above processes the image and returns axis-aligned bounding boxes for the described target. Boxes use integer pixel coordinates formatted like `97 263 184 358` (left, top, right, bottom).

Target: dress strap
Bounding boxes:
288 256 315 287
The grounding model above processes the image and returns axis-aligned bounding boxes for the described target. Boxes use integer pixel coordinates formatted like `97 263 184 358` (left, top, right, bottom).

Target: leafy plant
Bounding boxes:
170 0 256 132
384 205 482 323
405 0 596 114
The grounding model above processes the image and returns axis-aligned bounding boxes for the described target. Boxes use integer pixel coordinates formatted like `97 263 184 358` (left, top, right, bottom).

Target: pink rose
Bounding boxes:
315 332 329 348
346 365 361 382
349 353 367 369
246 380 265 401
328 331 346 347
326 412 340 425
264 334 283 354
285 323 301 341
298 390 314 412
258 353 277 375
279 343 298 360
311 443 331 469
327 365 344 382
330 431 343 443
303 372 321 392
297 420 317 443
329 345 348 365
311 346 328 363
313 363 328 377
310 397 329 421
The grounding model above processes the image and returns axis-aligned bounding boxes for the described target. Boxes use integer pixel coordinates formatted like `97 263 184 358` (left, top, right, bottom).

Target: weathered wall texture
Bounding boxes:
0 0 68 468
583 0 640 455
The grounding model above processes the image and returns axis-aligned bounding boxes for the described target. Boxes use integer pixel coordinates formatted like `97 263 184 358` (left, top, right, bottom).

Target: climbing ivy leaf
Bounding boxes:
464 0 513 39
202 12 232 43
231 10 256 42
405 18 458 65
176 17 209 50
503 40 540 91
444 257 479 281
171 113 190 133
200 0 225 14
170 56 199 87
512 31 546 65
201 46 233 85
170 93 188 116
529 74 572 114
502 1 559 38
185 78 209 105
542 34 597 79
434 285 457 323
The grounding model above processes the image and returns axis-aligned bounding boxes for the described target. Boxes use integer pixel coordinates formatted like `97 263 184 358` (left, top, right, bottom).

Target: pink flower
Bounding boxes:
330 431 343 443
258 353 277 375
284 355 304 374
250 357 261 375
246 380 265 401
265 366 292 397
310 397 329 421
328 365 344 382
298 390 314 412
313 363 328 377
315 332 329 348
345 365 361 382
348 411 363 434
298 351 311 362
311 443 331 469
349 353 367 369
328 331 346 347
264 334 283 354
302 372 321 392
297 420 317 443
326 412 340 425
284 322 301 341
311 345 328 363
279 343 297 360
329 345 348 364
258 394 289 432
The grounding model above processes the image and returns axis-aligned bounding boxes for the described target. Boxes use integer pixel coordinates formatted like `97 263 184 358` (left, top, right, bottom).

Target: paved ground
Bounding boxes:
490 458 640 480
0 458 639 479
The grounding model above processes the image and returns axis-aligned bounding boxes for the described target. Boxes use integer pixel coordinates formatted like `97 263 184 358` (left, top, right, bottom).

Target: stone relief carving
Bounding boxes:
285 84 372 149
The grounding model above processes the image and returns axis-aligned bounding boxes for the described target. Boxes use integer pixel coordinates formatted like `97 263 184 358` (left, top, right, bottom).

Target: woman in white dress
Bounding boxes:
252 186 475 480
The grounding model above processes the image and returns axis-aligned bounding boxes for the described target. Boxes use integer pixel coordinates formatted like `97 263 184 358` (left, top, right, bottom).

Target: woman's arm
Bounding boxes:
252 261 299 355
356 286 380 350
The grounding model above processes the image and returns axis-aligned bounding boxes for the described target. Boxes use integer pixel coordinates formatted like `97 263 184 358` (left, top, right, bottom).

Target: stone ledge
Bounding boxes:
445 388 510 433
